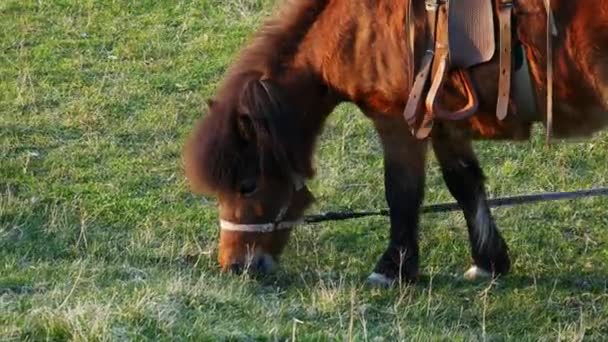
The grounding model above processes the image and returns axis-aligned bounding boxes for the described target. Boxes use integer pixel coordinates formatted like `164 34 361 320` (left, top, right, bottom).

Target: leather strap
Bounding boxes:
407 0 415 87
434 70 479 120
403 53 434 128
419 1 480 138
220 219 302 233
403 0 439 131
544 0 556 143
403 0 555 140
406 0 482 139
418 0 450 139
496 0 513 120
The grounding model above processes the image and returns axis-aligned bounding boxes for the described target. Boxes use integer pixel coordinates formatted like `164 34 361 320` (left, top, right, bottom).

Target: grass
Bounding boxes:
1 0 607 340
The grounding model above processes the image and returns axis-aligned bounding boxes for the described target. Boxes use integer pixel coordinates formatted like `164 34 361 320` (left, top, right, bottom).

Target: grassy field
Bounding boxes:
1 0 607 340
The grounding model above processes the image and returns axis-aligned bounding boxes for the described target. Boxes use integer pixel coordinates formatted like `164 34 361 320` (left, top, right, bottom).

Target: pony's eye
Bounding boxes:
239 179 258 196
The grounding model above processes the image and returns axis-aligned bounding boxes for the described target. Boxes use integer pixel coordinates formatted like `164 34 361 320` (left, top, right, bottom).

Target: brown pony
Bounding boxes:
184 0 608 284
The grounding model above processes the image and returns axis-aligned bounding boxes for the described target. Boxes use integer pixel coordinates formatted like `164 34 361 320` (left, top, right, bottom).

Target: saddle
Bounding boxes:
403 0 557 140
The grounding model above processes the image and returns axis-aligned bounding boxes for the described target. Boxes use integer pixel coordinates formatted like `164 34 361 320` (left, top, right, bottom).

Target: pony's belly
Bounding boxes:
551 104 608 139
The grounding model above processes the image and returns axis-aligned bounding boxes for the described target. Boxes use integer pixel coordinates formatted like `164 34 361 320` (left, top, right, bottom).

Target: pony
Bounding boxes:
184 0 608 285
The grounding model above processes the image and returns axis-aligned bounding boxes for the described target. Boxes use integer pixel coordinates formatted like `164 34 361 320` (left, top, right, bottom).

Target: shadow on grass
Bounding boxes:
178 256 608 294
0 123 86 172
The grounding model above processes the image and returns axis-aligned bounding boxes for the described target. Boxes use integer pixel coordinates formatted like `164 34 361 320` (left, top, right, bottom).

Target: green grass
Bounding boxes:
1 1 607 340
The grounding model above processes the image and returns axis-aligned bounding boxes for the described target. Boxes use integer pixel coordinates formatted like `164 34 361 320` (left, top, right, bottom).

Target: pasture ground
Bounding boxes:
1 1 607 340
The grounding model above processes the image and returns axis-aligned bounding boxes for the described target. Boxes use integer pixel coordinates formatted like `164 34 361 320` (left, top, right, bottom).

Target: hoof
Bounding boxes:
366 272 394 288
463 265 492 281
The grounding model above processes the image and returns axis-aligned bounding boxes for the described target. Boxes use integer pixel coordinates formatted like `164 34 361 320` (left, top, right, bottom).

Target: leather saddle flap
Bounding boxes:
448 0 496 68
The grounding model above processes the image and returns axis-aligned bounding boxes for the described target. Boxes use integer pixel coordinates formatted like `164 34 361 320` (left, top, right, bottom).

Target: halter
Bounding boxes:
219 173 306 233
220 79 307 234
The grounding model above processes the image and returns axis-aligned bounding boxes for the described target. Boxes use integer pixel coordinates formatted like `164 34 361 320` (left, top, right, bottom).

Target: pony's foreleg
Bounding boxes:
431 126 510 280
368 117 427 286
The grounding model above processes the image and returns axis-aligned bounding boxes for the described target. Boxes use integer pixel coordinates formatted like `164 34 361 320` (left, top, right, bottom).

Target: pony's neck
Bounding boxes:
269 69 339 177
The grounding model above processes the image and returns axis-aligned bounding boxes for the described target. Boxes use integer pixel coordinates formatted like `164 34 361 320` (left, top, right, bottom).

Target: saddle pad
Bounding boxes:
448 0 496 68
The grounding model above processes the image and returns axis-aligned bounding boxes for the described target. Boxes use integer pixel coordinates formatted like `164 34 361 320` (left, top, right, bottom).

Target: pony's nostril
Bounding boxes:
255 258 266 273
230 263 243 275
228 257 274 275
254 255 275 274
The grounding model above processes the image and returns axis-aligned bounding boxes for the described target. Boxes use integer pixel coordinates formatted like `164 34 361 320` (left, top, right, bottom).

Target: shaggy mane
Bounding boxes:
184 0 329 194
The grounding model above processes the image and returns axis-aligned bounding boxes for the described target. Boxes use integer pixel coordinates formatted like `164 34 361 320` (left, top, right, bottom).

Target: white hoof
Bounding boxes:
367 272 394 287
463 266 492 281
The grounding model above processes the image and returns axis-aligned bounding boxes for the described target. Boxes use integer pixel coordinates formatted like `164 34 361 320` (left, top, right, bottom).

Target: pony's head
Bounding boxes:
184 75 316 274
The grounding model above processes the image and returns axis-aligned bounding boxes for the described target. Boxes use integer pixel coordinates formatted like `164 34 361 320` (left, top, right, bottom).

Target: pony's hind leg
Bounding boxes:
432 126 510 280
368 117 427 286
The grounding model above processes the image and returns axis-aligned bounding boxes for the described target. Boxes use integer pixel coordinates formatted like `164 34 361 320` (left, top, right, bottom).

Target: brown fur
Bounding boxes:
184 0 608 274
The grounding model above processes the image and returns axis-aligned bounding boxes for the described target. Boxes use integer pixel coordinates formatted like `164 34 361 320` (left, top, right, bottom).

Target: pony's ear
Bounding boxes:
235 78 273 143
238 77 277 115
236 114 256 142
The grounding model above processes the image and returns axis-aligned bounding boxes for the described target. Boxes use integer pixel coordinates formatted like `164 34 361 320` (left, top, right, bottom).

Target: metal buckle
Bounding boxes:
425 0 439 10
499 0 514 8
425 0 447 10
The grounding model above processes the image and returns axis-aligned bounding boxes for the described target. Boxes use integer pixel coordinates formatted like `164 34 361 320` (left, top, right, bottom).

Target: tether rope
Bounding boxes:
303 187 608 224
